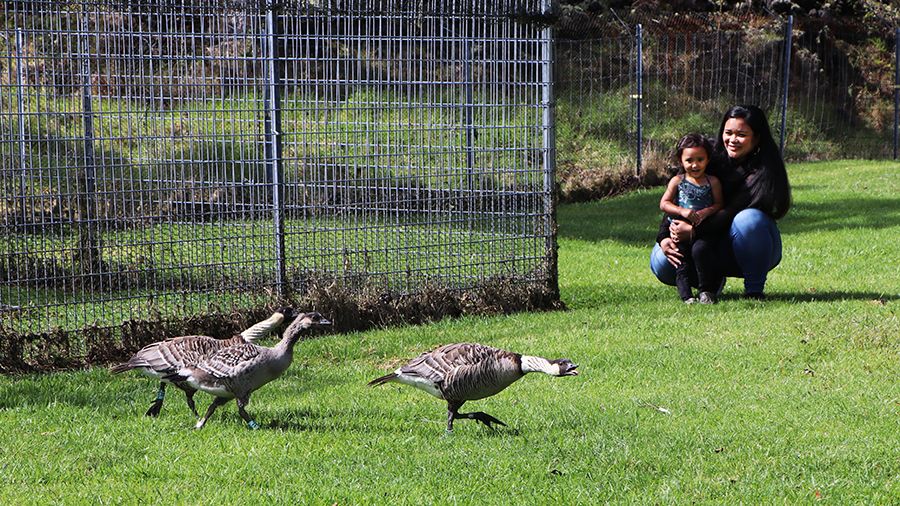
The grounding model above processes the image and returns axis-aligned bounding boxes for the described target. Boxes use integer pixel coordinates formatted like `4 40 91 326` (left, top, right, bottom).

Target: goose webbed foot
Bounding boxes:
447 401 507 431
145 384 166 417
145 399 163 417
459 411 507 429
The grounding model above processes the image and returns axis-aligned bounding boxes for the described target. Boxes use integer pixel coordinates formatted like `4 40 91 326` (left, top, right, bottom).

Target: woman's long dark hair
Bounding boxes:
714 105 791 219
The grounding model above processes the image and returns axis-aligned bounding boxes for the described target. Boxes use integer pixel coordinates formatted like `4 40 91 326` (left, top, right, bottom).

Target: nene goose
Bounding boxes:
368 342 579 432
110 308 294 417
166 311 331 430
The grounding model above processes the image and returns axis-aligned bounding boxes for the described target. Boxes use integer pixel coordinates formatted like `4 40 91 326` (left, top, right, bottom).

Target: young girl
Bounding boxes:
659 133 724 304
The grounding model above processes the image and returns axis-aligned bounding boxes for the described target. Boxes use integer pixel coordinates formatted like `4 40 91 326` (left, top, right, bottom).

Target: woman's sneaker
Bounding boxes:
698 291 717 304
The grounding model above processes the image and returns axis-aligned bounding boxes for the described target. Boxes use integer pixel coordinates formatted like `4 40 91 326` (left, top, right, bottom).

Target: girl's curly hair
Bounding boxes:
671 133 713 174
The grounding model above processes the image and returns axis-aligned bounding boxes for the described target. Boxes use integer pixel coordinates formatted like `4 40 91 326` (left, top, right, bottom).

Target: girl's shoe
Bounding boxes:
698 292 717 304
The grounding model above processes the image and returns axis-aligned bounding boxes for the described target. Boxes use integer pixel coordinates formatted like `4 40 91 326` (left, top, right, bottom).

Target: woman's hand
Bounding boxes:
660 237 684 267
680 208 698 223
669 220 693 243
692 208 712 224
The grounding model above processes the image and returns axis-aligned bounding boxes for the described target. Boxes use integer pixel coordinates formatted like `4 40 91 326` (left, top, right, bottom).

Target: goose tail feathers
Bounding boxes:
109 362 134 374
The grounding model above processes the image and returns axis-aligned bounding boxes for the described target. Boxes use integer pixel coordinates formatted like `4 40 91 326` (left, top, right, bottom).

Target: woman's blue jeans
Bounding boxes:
650 209 782 294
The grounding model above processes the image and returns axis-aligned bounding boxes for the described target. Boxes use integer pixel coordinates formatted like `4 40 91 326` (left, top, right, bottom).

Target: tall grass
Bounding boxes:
0 160 897 503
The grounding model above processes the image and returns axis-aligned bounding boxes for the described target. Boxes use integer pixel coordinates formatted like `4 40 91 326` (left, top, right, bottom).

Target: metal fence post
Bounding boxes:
463 36 476 198
14 29 28 222
779 15 793 154
264 4 286 296
77 11 101 275
894 27 899 160
541 0 558 299
635 23 643 177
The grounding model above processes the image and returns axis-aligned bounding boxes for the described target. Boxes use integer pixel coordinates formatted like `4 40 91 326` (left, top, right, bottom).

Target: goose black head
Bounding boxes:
276 306 297 321
293 311 332 330
549 359 579 377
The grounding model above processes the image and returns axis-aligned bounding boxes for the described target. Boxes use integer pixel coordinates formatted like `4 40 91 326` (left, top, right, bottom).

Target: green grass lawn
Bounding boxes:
1 160 898 503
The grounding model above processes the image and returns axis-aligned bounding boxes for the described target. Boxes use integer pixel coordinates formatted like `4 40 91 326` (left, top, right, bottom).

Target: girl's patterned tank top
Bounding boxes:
677 176 713 210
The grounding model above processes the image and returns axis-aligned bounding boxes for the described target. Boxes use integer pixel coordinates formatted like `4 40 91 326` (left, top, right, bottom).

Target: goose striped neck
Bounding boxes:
520 355 558 375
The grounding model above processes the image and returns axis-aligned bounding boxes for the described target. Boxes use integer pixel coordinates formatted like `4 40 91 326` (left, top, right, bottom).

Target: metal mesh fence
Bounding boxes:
788 28 894 160
555 13 899 183
640 25 787 159
1 0 557 355
556 33 637 182
2 1 898 365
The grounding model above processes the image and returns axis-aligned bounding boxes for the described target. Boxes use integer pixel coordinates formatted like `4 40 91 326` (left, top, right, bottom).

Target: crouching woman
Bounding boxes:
650 105 792 299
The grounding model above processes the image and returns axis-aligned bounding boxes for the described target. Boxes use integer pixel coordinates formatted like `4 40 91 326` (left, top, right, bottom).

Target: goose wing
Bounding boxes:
115 335 209 374
399 343 469 384
424 343 521 401
401 343 516 397
160 335 231 369
194 343 262 379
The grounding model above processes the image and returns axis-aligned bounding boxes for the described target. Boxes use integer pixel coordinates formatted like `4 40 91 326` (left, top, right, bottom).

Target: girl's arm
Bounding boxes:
693 175 724 223
694 170 750 238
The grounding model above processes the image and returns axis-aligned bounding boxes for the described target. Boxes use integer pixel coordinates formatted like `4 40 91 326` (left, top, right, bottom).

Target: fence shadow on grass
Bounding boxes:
557 190 662 246
782 196 900 234
731 291 898 303
557 187 900 246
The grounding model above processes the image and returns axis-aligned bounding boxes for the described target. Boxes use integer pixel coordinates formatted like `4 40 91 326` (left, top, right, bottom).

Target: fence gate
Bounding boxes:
0 0 558 368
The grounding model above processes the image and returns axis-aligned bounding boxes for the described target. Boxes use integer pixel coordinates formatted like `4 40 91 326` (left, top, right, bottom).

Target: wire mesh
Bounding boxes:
554 12 899 174
788 25 894 159
2 1 898 355
640 23 787 161
556 33 637 178
1 0 556 344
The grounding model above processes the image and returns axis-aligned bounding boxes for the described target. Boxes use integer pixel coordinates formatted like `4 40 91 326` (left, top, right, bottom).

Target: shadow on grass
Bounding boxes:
557 186 900 246
783 197 900 234
738 291 898 303
263 406 525 437
557 190 661 246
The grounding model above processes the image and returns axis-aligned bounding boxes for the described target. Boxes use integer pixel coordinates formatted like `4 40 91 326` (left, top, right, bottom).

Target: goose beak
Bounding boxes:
562 361 579 376
553 359 579 376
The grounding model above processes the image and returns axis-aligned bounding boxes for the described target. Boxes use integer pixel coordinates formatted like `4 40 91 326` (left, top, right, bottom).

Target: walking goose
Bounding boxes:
166 311 331 430
368 342 579 431
110 307 294 417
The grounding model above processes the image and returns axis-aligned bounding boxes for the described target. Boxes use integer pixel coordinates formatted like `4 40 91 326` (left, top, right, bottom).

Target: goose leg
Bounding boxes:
175 383 199 417
235 396 259 430
446 401 464 432
195 396 229 430
145 383 166 417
